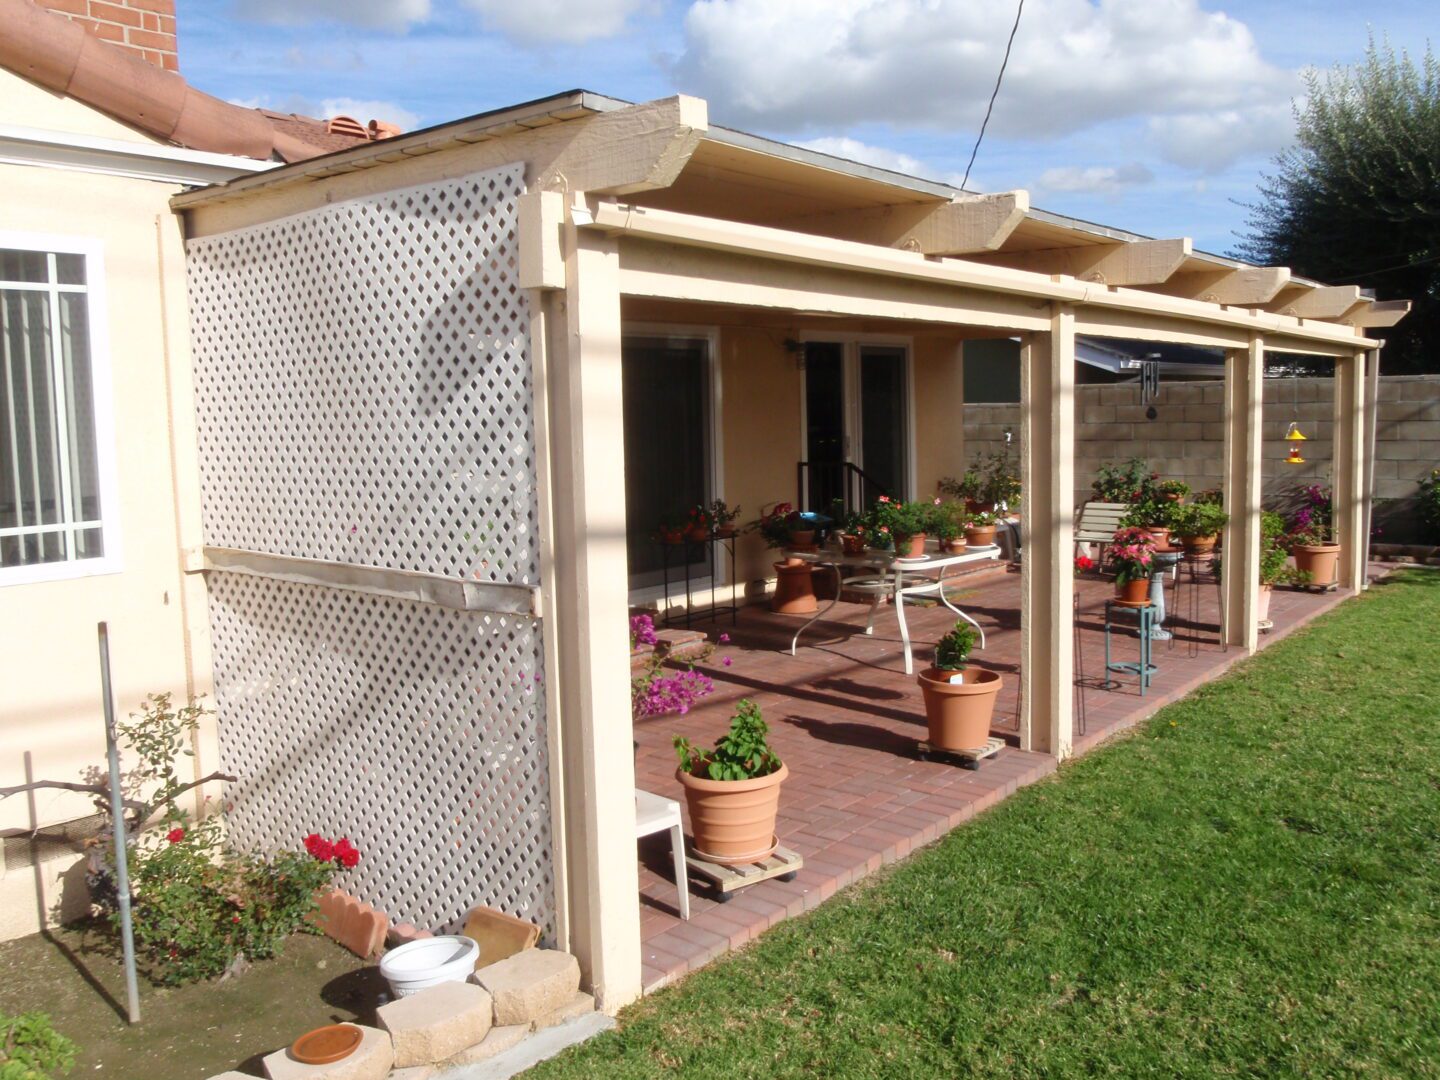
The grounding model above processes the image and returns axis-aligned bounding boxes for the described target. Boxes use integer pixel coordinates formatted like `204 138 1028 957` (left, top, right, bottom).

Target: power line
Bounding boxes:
961 0 1025 192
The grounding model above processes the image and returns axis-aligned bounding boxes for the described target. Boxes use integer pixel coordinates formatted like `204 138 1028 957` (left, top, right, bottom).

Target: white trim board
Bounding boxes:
0 123 275 186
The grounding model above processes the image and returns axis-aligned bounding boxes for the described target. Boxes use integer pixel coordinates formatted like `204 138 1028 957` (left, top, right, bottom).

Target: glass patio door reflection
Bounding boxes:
803 340 910 515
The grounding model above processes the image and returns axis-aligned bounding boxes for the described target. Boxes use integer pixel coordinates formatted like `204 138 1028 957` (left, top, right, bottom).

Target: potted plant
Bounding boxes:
708 499 742 538
656 515 686 546
1105 526 1157 603
916 622 1001 751
939 465 989 514
964 509 999 548
931 501 967 554
829 504 868 555
1287 484 1339 585
1091 457 1154 504
751 503 817 613
1121 498 1178 549
1257 510 1304 622
674 700 787 865
981 447 1022 515
683 504 712 542
1156 478 1190 503
1173 502 1229 554
867 496 930 558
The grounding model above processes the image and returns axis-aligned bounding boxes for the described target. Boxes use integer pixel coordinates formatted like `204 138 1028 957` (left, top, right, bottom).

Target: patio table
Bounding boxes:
784 543 1002 675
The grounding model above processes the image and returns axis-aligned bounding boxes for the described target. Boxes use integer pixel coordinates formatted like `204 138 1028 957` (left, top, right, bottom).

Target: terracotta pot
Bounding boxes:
1180 533 1217 554
685 525 709 542
659 530 685 546
898 534 927 558
1293 543 1340 585
1162 492 1184 503
840 533 866 556
965 499 996 515
771 561 818 614
941 538 968 554
917 667 1002 751
790 529 816 546
714 525 737 538
1145 528 1170 548
676 762 788 865
1257 583 1273 622
964 525 997 547
1115 576 1151 604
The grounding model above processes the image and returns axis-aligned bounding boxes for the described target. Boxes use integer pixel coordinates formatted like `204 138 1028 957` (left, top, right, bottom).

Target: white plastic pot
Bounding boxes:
379 935 479 998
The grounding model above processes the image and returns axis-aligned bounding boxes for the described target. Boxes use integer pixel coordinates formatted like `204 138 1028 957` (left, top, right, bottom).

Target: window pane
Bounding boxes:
859 345 908 501
1 290 62 538
0 250 48 284
55 254 86 287
74 526 104 560
59 293 101 524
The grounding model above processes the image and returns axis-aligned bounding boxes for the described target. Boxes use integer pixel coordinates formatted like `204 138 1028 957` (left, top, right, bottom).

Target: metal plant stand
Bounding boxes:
1178 550 1227 656
659 534 739 629
1103 599 1158 696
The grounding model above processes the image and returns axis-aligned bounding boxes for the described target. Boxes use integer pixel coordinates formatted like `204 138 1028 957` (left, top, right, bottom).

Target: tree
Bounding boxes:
1234 38 1439 374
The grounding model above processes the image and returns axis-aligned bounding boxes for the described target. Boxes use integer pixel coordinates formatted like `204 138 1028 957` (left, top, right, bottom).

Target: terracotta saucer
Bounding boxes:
291 1024 362 1065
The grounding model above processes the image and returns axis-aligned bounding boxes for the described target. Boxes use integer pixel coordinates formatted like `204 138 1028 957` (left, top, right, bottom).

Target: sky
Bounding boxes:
180 0 1438 256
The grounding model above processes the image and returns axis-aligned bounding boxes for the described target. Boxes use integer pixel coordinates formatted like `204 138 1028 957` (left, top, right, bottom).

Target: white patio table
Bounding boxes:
784 542 1002 675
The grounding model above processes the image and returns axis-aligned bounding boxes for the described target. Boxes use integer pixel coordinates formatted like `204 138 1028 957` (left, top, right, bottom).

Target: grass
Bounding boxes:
532 571 1440 1079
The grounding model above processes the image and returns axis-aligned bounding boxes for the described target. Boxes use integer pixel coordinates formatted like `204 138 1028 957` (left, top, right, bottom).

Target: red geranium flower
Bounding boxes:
333 838 360 869
166 828 185 844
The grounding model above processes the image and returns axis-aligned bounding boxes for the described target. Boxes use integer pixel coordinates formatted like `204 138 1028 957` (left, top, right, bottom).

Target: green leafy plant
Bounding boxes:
965 510 999 529
937 466 984 503
1173 502 1229 539
707 499 742 532
1259 510 1310 586
1193 488 1224 506
930 501 966 542
934 622 977 672
1155 479 1191 500
1419 469 1440 541
0 1013 75 1080
979 447 1022 509
673 700 781 781
1091 458 1155 503
749 502 804 548
1121 498 1181 531
864 496 931 545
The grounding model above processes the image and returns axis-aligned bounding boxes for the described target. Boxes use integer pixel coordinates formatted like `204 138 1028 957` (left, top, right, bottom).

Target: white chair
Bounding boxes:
635 789 690 920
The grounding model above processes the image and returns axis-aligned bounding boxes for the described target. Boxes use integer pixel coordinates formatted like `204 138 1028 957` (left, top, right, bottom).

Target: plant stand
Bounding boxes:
916 735 1004 770
1103 599 1158 696
685 844 803 902
658 534 740 629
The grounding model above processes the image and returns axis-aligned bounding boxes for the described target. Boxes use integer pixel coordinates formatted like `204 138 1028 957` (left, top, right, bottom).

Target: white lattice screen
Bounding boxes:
186 165 556 936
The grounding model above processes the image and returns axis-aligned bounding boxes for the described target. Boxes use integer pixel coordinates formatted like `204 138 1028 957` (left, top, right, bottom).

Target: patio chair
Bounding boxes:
636 788 689 920
1074 501 1130 560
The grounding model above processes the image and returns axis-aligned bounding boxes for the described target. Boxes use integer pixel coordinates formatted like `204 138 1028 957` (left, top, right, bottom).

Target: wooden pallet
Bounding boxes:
685 844 803 901
916 735 1004 770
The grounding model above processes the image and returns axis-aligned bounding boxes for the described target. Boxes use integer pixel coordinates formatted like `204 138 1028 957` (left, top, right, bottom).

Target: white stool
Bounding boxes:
635 788 689 920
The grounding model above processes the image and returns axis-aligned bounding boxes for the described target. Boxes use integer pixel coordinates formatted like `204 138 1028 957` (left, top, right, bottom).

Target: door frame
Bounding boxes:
622 323 725 603
797 331 916 502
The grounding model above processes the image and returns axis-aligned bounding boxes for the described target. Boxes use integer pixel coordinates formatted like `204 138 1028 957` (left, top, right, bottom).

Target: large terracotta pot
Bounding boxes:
941 538 968 554
1115 576 1151 604
965 525 998 547
917 667 1002 751
1293 543 1340 585
676 762 788 865
771 561 818 614
790 529 816 547
1179 533 1217 555
965 499 996 515
1257 583 1273 623
898 534 927 558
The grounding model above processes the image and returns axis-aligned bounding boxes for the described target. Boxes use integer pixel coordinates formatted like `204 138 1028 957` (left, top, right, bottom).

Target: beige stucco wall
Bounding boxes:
912 335 966 497
0 69 209 940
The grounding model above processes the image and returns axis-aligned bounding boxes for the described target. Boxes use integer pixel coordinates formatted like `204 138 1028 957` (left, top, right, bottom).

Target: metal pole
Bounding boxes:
98 622 140 1024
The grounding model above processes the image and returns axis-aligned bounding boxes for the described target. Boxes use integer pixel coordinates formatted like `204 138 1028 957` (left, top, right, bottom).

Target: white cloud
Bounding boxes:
320 97 422 131
1148 101 1296 171
461 0 655 44
672 0 1300 147
233 0 430 30
1036 161 1153 194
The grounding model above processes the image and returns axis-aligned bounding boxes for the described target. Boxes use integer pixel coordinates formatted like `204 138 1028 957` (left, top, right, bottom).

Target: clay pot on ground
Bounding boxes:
917 667 1002 751
898 534 927 558
1293 543 1341 585
1115 576 1151 604
965 524 998 547
676 761 789 865
790 528 816 547
941 538 968 555
1179 533 1218 555
771 560 818 614
1257 583 1273 622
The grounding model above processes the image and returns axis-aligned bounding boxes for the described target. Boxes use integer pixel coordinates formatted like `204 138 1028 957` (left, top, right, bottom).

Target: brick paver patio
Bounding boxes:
632 562 1379 993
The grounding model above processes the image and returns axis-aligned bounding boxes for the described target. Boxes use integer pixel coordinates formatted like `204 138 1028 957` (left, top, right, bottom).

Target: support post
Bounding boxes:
1019 304 1076 759
1333 349 1368 591
1360 347 1381 589
542 203 641 1011
1221 336 1263 650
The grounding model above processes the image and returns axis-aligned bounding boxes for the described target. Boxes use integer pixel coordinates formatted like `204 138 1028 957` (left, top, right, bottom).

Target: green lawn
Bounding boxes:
533 571 1440 1079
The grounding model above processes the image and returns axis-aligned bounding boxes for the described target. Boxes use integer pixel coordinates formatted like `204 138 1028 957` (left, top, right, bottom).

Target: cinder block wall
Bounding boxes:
958 375 1440 543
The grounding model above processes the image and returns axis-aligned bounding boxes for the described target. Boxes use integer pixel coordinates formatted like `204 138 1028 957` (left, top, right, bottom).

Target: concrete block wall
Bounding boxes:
958 375 1440 543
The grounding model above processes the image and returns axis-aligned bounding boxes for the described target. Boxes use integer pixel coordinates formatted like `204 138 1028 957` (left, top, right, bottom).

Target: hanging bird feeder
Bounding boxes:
1285 422 1308 442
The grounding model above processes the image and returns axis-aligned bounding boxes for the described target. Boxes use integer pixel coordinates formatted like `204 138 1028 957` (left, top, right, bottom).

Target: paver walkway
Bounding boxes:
633 564 1378 992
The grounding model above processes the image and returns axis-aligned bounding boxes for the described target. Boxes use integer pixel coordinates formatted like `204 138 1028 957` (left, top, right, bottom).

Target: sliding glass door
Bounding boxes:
802 339 911 514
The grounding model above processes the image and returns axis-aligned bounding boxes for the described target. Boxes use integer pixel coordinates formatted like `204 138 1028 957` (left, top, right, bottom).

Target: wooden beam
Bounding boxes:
1334 351 1368 591
1158 266 1291 305
539 95 708 196
1221 336 1264 652
779 192 1030 255
1267 284 1364 320
968 238 1192 286
1343 299 1411 328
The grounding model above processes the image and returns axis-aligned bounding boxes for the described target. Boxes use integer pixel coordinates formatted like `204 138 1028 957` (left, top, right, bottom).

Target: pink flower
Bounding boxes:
718 633 730 644
722 656 733 667
878 495 890 503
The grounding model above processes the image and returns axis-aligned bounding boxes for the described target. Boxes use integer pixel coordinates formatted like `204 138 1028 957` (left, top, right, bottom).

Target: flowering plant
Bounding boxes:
749 502 805 548
630 612 659 651
630 613 721 718
965 509 999 529
930 500 966 541
864 496 932 545
1104 526 1157 586
1074 553 1096 576
1155 479 1190 500
1287 483 1334 546
707 499 742 532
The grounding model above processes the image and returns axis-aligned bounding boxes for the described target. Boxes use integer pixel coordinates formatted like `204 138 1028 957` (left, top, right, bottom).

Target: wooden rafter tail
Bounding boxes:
1344 299 1411 328
966 237 1193 287
1155 265 1292 305
1267 283 1364 320
777 190 1031 256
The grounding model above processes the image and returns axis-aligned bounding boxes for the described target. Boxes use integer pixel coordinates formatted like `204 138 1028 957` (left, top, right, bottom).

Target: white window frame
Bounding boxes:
0 231 122 587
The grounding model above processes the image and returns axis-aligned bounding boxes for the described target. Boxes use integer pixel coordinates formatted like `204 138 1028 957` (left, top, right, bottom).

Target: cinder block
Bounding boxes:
531 991 596 1032
437 1023 530 1068
378 981 493 1068
1081 405 1116 424
473 949 581 1027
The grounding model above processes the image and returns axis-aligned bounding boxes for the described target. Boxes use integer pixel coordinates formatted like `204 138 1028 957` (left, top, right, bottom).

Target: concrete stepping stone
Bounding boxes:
436 1023 530 1068
377 981 493 1068
532 991 596 1032
263 1024 393 1080
472 949 580 1027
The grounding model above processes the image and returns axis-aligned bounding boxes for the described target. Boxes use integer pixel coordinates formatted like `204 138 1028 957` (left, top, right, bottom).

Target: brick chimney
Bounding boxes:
42 0 179 72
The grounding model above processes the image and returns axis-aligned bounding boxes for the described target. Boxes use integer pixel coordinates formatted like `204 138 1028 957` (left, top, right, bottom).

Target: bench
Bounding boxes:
1074 501 1130 559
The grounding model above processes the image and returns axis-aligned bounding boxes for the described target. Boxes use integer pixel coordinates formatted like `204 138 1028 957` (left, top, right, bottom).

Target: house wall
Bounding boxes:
959 374 1440 542
0 67 209 940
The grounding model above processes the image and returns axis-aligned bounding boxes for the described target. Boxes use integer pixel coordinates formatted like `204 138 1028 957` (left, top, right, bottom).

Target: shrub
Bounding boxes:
674 700 781 781
934 622 977 671
1173 502 1229 538
1092 458 1154 503
1420 469 1440 541
0 1012 76 1080
1121 498 1181 531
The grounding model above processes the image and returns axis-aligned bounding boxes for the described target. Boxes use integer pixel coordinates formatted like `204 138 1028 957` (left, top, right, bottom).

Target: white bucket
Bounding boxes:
379 935 479 998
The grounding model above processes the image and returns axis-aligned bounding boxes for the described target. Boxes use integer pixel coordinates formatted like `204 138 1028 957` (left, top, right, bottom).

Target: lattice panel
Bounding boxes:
209 570 555 936
186 165 537 583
